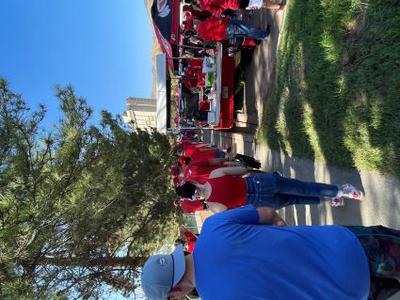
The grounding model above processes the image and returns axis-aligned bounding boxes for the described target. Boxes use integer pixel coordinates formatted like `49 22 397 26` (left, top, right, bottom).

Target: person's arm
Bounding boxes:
208 202 227 213
209 166 248 178
208 157 229 165
257 207 287 227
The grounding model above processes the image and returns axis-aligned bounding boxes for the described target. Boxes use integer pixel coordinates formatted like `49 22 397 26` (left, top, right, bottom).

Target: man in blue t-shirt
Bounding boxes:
141 205 400 299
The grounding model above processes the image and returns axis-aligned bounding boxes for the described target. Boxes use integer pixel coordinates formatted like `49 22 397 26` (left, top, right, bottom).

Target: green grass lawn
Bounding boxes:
259 0 400 176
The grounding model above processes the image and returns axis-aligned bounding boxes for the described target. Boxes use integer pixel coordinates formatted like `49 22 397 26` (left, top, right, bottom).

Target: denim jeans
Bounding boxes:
245 173 339 209
226 19 269 41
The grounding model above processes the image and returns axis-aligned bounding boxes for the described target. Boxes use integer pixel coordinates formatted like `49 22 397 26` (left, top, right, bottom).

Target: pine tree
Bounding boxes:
0 79 180 299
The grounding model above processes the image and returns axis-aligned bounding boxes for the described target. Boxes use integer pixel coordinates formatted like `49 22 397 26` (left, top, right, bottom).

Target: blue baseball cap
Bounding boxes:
141 244 186 300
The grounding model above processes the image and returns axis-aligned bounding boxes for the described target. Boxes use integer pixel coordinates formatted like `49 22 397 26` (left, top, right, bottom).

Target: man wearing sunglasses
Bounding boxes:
141 205 400 299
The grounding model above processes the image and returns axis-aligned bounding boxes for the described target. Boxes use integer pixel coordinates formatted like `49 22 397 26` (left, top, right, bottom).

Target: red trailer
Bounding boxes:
151 0 236 131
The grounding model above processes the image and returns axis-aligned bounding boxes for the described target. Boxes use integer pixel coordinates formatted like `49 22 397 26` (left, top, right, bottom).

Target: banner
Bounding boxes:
151 0 179 63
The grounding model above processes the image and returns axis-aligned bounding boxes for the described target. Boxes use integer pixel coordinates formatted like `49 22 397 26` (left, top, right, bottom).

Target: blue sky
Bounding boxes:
0 2 153 298
0 0 154 125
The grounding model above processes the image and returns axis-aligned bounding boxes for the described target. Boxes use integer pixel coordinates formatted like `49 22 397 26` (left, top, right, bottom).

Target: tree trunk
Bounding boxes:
34 256 145 268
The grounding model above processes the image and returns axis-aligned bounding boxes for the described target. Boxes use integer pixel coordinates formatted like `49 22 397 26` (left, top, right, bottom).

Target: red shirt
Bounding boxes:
207 176 247 209
200 0 241 16
183 76 200 89
190 148 219 161
188 59 203 69
184 159 224 184
199 99 211 111
183 231 198 253
180 198 205 213
197 17 229 42
184 12 194 31
184 64 205 88
185 8 211 19
180 140 207 157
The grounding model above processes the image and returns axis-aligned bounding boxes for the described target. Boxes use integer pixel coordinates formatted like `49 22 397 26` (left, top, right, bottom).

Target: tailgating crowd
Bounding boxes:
141 1 400 299
178 0 282 127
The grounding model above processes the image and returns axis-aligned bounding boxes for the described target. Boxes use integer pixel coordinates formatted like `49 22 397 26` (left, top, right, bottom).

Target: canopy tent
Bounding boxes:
151 0 180 70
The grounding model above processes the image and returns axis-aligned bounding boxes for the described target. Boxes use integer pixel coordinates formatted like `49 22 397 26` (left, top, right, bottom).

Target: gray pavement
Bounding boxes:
204 130 400 228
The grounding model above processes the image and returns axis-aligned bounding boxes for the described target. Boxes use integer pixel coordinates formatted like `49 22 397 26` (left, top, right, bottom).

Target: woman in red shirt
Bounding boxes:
198 0 284 16
175 167 363 212
196 16 270 42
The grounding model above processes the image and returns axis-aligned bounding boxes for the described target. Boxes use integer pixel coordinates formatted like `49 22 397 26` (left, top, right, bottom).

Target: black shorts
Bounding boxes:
240 0 250 9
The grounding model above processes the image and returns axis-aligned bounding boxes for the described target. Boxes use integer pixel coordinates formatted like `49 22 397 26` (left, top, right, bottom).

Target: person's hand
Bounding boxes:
274 219 287 227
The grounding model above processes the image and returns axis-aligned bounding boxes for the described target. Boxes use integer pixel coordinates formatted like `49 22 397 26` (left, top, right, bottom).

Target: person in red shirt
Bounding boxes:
175 198 206 213
170 165 185 187
178 226 198 253
198 0 284 16
175 166 363 212
189 147 226 162
177 140 211 157
182 59 204 89
177 140 226 162
195 16 270 42
183 158 227 184
183 11 194 31
199 0 241 16
183 4 212 20
198 98 211 111
183 72 204 89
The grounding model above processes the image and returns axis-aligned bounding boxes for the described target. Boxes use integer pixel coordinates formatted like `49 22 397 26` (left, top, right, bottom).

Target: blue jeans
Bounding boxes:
226 20 269 41
245 173 339 209
215 150 226 158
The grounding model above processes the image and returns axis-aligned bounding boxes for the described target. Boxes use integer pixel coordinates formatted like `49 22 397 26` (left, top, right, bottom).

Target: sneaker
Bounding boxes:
330 197 345 207
340 184 362 200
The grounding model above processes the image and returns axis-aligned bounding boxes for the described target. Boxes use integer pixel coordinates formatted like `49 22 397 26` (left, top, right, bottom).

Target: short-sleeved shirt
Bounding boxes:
189 148 218 161
207 176 247 209
183 160 223 184
193 205 370 300
180 198 205 213
200 0 241 16
197 17 229 42
183 230 198 253
180 140 206 157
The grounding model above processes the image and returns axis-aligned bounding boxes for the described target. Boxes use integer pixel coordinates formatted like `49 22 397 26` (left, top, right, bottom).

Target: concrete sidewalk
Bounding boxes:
204 130 400 229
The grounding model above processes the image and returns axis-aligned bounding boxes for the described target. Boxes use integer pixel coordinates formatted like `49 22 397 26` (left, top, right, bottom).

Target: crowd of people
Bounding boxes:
141 129 400 300
139 1 400 299
177 0 282 128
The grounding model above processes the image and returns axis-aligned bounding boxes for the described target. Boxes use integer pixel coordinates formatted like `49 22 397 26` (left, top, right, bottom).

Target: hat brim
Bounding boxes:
171 244 186 288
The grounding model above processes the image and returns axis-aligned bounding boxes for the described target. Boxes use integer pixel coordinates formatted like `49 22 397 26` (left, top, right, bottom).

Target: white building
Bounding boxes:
122 97 157 130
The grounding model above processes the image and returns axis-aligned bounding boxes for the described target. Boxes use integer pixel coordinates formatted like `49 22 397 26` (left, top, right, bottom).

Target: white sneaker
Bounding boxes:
340 184 362 200
330 197 345 207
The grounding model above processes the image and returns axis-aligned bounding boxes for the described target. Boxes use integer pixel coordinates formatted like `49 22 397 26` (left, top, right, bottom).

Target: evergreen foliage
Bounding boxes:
0 79 180 299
